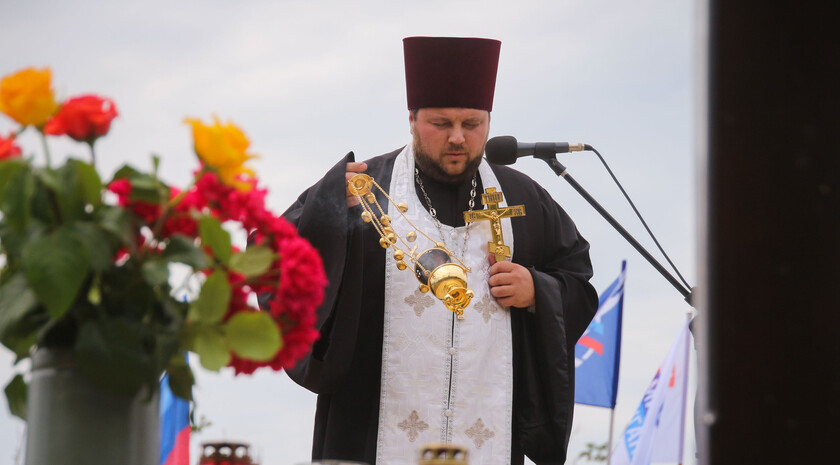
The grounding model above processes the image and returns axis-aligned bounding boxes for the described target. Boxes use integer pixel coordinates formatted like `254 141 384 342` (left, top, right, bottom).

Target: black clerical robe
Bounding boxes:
283 148 598 465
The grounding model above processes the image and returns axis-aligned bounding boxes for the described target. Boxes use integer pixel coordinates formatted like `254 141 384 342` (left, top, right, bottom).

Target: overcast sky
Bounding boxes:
0 1 698 463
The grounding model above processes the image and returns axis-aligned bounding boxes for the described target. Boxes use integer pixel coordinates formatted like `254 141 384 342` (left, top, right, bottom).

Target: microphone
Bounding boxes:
485 135 586 165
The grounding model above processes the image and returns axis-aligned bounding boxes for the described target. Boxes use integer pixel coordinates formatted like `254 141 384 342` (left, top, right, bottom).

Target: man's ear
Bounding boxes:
408 111 415 135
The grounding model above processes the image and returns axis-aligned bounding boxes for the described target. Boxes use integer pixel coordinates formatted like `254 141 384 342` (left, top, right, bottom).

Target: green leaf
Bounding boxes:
75 319 154 397
186 303 201 323
162 235 209 269
0 273 38 340
29 182 58 226
141 259 170 286
0 162 34 232
111 163 168 205
98 266 156 320
0 273 43 359
37 160 101 223
0 158 28 195
0 222 45 266
192 324 230 371
224 312 281 362
3 332 37 361
72 160 103 208
127 174 168 204
111 164 142 181
150 310 182 383
97 205 134 247
195 271 231 323
34 166 61 191
198 216 232 265
229 246 276 278
4 374 27 420
161 297 188 324
22 227 90 318
166 354 194 402
70 222 114 272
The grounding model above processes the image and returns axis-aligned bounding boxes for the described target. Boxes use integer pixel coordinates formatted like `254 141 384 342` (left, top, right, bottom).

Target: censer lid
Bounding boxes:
418 442 469 465
199 442 256 465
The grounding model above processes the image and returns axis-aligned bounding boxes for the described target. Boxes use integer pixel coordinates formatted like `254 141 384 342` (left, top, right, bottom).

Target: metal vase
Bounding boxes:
24 348 160 465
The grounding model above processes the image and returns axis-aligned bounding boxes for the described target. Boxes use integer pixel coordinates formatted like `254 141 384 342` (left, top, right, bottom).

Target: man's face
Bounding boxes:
410 107 490 184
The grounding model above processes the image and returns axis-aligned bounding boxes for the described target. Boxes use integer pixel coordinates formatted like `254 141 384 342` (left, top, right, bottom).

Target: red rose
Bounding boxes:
44 94 117 143
106 178 162 226
0 132 22 160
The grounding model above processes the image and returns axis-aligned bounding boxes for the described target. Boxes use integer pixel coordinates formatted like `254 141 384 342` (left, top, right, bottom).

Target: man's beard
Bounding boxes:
413 137 484 185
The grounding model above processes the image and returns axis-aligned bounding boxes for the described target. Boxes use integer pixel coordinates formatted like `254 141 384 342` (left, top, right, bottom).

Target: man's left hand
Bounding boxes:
487 254 536 308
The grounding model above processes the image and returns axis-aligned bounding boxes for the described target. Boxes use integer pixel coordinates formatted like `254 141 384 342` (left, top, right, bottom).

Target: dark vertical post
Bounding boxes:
699 1 840 463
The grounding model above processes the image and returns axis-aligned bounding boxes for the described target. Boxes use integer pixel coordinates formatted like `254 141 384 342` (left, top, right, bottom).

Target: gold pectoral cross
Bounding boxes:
463 187 526 262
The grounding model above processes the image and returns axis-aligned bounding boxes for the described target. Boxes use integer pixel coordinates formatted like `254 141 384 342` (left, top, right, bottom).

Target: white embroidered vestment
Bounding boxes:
376 145 514 465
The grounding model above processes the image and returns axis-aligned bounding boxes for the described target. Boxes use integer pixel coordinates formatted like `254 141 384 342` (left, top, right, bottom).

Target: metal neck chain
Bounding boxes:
415 168 477 257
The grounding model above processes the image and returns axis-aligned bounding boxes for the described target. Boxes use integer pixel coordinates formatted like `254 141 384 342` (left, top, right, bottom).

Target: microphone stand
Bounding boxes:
538 151 694 306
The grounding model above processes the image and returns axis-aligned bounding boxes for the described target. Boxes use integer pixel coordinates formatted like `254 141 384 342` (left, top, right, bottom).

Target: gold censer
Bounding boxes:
348 173 473 318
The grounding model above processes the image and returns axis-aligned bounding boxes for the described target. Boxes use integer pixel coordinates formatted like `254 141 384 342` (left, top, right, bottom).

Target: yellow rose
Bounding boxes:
185 116 257 191
0 67 59 127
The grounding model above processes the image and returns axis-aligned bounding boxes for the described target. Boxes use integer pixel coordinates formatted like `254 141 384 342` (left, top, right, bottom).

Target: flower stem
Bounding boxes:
39 129 52 167
88 141 97 168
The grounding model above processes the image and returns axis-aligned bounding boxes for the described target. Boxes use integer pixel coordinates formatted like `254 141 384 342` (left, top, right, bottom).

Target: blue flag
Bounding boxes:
159 367 191 465
574 261 626 408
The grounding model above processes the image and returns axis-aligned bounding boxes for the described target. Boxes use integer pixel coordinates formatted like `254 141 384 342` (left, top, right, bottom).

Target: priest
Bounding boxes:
282 37 598 465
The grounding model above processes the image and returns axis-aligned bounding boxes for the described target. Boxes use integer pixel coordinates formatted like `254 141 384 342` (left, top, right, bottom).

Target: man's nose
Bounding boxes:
448 126 466 145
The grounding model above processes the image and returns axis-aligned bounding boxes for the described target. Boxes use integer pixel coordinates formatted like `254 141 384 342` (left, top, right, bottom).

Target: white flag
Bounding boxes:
610 321 691 465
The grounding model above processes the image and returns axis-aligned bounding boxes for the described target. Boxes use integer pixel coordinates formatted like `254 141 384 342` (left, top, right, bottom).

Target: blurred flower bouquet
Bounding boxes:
0 67 326 417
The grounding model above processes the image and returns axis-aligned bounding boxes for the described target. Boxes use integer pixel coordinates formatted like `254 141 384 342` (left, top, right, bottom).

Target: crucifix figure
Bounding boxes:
463 187 526 262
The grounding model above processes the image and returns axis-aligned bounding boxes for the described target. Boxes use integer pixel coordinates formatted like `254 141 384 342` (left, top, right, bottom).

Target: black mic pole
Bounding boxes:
542 156 694 306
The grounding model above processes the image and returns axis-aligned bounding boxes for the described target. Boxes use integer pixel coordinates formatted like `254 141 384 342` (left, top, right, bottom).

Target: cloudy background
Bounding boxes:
0 0 698 463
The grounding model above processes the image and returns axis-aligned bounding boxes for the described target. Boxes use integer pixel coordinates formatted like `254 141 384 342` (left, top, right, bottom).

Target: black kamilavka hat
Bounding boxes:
403 36 501 111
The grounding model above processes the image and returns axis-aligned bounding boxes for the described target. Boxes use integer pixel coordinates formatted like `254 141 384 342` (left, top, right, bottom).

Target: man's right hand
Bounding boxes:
345 162 368 207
